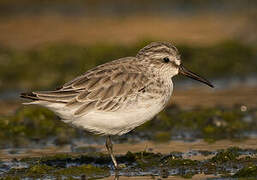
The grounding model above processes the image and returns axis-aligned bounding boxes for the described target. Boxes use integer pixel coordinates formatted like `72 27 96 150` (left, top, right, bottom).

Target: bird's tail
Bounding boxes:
20 92 40 101
20 90 78 103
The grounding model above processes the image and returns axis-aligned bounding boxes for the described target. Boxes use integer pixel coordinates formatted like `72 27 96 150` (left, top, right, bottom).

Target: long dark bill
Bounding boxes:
179 65 214 88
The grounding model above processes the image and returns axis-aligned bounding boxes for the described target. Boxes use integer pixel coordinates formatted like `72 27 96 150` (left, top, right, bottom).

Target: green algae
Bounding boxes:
54 164 109 177
4 160 109 179
160 152 199 168
39 153 74 163
0 177 20 180
116 151 163 168
5 164 53 178
210 147 240 163
233 164 257 178
25 164 54 177
134 152 162 168
20 152 110 167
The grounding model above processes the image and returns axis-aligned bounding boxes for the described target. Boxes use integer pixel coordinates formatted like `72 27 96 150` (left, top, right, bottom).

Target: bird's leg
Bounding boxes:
114 170 119 180
105 135 118 169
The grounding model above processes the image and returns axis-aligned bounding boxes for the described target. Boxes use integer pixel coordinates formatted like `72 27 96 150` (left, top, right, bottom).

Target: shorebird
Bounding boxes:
21 42 213 169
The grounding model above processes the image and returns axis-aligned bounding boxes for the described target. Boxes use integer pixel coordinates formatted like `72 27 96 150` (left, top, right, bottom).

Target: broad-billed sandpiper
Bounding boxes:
21 42 213 168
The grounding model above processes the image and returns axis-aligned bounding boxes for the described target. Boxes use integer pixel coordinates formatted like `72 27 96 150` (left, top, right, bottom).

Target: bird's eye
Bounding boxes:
163 57 170 63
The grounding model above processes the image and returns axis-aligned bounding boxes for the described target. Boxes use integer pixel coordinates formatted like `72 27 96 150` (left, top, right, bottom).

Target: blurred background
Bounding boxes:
0 0 257 178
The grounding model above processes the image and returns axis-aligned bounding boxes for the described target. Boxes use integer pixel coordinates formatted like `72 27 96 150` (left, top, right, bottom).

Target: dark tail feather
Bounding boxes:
20 92 39 101
20 90 78 103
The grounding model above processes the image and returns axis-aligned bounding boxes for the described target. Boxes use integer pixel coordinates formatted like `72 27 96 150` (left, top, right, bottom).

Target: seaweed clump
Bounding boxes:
54 164 109 177
26 164 54 177
233 164 257 178
210 147 240 163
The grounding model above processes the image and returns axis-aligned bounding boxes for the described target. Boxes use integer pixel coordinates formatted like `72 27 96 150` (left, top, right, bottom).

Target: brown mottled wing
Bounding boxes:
58 58 150 116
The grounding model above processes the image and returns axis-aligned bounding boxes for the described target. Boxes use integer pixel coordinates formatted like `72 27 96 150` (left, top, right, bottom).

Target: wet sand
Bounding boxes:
1 138 256 161
111 138 257 155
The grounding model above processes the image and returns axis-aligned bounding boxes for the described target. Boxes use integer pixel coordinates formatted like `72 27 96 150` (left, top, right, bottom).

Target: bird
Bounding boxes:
21 42 213 169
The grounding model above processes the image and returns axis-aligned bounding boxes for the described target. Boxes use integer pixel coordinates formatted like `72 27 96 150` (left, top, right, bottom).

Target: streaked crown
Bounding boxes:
136 42 179 59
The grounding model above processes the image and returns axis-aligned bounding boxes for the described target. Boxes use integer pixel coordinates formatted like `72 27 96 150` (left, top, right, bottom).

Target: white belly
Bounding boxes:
71 99 166 135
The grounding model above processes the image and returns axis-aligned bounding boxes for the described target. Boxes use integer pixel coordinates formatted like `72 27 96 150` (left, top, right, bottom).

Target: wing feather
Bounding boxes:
74 101 97 115
28 57 151 116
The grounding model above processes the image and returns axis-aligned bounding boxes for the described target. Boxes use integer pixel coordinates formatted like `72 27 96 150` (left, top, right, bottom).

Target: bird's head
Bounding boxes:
136 42 214 88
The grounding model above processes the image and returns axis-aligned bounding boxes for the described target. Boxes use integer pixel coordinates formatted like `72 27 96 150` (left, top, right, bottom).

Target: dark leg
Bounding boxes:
105 135 118 169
